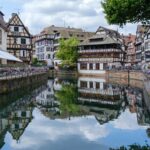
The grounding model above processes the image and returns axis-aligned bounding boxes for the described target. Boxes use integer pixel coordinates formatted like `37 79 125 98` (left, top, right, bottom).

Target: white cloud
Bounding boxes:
111 109 147 130
9 108 109 149
9 0 136 35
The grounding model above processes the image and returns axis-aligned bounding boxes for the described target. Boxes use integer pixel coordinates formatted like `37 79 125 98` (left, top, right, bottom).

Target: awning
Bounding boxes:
0 50 22 62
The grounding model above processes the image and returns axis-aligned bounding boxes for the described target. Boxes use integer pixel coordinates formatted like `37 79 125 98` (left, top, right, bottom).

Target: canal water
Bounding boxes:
0 76 150 150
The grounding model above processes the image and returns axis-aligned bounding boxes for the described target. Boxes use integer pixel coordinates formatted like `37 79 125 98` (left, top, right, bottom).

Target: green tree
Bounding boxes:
101 0 150 26
110 143 150 150
56 37 79 67
32 57 38 65
55 83 80 116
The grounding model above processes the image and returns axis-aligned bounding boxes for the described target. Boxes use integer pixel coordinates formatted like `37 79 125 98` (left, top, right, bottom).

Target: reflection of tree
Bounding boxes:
55 84 85 116
146 128 150 138
110 143 150 150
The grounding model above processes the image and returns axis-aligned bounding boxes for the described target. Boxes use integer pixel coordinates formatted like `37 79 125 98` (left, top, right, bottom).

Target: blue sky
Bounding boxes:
0 0 137 35
2 108 150 150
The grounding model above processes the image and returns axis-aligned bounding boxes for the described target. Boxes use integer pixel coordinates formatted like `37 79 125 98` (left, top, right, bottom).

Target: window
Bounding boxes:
80 63 87 70
147 34 150 39
14 26 19 32
89 63 93 70
47 54 51 59
145 42 150 50
145 52 150 59
89 82 93 88
80 81 87 88
21 38 26 44
21 111 26 117
46 47 51 51
20 50 26 57
0 30 2 44
96 82 100 89
14 38 17 44
136 45 141 51
96 63 100 70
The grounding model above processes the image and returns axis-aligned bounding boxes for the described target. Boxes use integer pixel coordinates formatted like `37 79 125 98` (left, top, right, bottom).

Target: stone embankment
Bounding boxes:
0 72 48 94
107 70 145 81
107 70 146 89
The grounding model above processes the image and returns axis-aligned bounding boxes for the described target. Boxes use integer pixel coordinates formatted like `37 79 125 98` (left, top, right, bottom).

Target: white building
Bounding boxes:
143 28 150 65
35 33 55 67
0 11 7 65
36 25 94 69
36 80 59 106
78 26 125 75
78 76 123 105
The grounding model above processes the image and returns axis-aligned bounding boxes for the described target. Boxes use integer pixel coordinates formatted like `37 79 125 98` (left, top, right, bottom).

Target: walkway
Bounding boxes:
0 67 48 80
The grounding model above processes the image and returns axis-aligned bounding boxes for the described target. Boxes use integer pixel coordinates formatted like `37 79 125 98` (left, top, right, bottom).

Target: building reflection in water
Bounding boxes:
0 85 46 149
34 76 150 127
0 77 150 149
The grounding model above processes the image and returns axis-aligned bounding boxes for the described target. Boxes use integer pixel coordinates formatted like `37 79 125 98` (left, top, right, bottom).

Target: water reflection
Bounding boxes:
0 77 150 149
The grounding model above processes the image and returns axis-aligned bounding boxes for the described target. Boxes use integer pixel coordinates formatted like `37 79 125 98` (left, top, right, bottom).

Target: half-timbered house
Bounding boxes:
7 13 32 64
78 26 125 75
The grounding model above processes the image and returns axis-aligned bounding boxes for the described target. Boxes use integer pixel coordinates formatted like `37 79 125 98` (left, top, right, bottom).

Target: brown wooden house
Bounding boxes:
78 26 125 75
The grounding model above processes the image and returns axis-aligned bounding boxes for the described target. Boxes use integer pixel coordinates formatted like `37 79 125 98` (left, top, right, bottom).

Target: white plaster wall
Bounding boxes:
0 27 7 51
78 69 106 75
77 63 105 75
0 27 7 64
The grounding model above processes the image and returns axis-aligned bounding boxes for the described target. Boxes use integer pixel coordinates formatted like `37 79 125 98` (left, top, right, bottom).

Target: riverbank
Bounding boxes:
0 72 48 94
49 69 150 96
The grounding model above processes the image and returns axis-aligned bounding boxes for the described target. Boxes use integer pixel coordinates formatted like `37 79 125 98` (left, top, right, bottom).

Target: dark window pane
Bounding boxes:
96 63 99 70
80 81 87 88
89 82 93 88
14 27 19 32
89 63 93 70
21 38 26 44
96 82 100 89
80 63 87 70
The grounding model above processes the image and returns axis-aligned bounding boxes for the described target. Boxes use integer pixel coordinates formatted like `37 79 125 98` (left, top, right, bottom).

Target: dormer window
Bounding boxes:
14 26 19 32
90 38 103 42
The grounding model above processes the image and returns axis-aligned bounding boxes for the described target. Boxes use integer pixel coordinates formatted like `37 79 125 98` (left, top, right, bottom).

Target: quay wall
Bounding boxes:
107 70 146 81
0 73 48 94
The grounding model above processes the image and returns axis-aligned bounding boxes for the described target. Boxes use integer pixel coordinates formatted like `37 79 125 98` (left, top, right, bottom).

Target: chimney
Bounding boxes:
12 13 17 17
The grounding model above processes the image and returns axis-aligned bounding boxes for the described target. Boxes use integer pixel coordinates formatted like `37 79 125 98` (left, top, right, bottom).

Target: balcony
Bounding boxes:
79 49 122 53
8 44 32 50
54 43 59 47
135 58 141 62
78 58 122 62
55 35 61 39
145 48 150 52
136 49 142 54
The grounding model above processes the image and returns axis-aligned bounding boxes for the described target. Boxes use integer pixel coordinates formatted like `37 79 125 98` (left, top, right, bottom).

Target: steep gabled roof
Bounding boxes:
7 13 31 36
80 26 122 46
96 26 121 38
136 24 150 34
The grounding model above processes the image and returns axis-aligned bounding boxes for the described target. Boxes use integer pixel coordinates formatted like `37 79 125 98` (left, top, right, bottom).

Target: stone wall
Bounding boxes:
0 73 48 94
107 71 146 81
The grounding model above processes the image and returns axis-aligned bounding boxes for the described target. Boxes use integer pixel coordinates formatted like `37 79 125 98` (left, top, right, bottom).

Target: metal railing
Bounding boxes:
0 67 48 80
